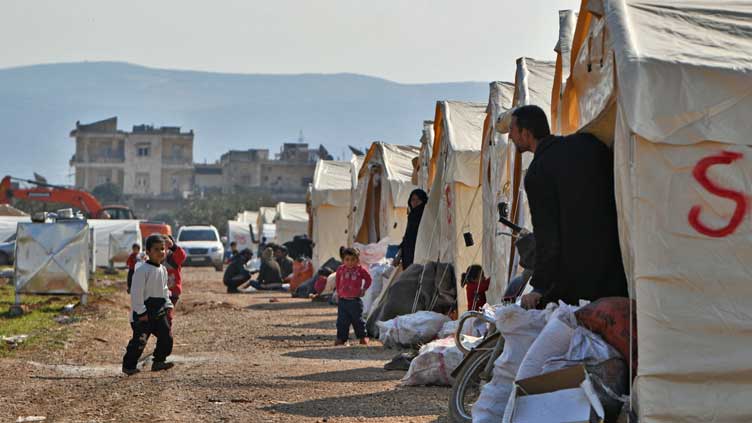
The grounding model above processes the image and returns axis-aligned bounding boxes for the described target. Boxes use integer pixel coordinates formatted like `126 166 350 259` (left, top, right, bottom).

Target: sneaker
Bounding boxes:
151 361 175 372
359 337 370 346
122 367 140 376
334 339 347 346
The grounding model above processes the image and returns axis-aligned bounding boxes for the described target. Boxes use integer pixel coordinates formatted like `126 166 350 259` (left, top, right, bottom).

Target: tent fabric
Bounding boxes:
227 220 254 252
0 204 28 217
413 101 487 314
483 59 555 304
350 143 420 245
256 207 277 243
551 9 579 135
412 121 435 191
479 81 515 305
311 160 355 267
274 202 308 245
311 160 352 208
89 219 141 266
0 216 30 242
428 102 488 188
559 2 752 421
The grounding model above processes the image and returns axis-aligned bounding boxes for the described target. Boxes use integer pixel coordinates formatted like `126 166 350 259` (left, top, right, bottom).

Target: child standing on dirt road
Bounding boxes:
122 234 175 375
334 248 372 346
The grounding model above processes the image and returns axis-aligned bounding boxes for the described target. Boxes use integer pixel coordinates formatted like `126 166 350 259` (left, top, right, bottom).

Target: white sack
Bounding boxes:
376 310 451 349
516 303 579 380
472 304 554 423
401 337 465 386
363 263 392 316
542 326 622 374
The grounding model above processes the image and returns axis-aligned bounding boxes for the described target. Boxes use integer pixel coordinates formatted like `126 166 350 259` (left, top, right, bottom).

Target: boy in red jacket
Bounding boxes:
163 235 186 323
334 248 372 346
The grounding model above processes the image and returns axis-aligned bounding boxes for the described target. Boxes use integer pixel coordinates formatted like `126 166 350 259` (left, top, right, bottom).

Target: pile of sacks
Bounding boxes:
376 307 496 387
473 297 633 423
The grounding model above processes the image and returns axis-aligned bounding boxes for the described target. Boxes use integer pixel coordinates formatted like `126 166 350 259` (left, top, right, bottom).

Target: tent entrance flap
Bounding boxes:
356 166 383 244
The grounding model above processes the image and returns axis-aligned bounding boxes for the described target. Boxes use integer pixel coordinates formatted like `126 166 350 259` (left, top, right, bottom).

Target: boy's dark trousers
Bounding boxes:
336 298 366 341
122 315 173 370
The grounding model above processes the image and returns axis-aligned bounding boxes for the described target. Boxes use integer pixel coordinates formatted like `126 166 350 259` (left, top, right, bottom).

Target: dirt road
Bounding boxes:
0 267 450 422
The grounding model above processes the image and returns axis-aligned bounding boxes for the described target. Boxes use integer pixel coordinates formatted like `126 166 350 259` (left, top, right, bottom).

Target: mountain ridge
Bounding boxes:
0 61 489 184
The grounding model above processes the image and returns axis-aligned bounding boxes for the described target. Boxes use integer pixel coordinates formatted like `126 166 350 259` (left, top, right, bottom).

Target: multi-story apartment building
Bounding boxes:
69 117 194 197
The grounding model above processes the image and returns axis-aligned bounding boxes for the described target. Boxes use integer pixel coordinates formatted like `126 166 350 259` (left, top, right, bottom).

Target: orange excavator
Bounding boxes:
0 176 171 239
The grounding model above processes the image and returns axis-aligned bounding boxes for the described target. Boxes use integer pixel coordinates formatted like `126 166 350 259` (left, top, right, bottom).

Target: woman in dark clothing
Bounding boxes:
396 189 428 269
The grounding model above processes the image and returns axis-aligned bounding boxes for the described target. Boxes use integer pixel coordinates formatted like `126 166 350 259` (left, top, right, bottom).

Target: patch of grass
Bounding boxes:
0 271 125 357
94 267 127 281
0 280 75 356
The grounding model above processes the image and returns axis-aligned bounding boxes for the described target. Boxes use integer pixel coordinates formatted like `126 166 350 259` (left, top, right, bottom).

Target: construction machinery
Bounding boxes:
0 176 171 239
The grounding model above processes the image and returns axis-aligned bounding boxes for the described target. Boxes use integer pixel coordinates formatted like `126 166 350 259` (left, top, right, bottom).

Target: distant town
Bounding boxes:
68 117 332 217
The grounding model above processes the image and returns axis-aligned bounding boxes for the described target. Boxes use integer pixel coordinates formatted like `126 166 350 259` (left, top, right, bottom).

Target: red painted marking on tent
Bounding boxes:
445 185 453 225
688 151 747 238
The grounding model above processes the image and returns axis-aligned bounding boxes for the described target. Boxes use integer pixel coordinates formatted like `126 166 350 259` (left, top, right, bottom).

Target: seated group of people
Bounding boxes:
222 243 295 293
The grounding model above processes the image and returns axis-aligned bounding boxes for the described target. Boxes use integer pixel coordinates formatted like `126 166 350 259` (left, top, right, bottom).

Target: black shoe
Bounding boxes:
151 361 175 372
122 367 140 376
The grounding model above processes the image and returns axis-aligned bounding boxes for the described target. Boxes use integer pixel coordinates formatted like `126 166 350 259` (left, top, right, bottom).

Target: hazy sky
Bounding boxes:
2 0 579 83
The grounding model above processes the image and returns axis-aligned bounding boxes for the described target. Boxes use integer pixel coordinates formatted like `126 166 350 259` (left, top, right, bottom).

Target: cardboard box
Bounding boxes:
504 365 605 423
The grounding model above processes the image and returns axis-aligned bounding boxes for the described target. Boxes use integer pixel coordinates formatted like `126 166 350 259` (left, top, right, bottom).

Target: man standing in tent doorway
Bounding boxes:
508 105 628 309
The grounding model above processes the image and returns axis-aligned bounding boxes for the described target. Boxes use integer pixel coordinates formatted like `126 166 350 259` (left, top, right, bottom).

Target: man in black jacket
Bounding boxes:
508 105 628 309
223 249 254 293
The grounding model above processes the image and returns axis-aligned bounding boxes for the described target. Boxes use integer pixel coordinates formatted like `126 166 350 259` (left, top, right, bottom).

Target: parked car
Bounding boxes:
0 234 16 266
176 225 224 271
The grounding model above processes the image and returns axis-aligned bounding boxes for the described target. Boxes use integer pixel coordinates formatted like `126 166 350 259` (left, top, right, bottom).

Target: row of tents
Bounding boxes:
277 2 752 421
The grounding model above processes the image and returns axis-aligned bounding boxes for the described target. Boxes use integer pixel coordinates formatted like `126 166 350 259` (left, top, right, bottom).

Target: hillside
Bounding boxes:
0 62 488 184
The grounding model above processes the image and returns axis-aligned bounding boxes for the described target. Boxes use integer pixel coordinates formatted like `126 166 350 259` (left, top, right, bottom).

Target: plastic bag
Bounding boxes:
363 263 392 316
353 237 390 266
400 337 464 386
376 311 451 348
471 304 555 423
515 303 580 380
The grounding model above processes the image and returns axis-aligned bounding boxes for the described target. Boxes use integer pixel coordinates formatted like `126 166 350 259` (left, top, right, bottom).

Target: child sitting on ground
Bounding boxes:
122 234 175 375
126 243 141 294
334 248 372 346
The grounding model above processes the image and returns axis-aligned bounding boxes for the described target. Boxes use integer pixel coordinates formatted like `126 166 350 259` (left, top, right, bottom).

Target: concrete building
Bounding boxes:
194 163 223 194
70 117 194 197
218 143 320 197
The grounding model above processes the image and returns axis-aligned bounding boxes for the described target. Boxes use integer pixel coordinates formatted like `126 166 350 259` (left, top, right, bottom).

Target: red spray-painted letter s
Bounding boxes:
688 151 747 238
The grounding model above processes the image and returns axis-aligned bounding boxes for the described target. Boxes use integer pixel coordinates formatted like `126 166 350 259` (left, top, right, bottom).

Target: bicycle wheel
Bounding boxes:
448 342 498 422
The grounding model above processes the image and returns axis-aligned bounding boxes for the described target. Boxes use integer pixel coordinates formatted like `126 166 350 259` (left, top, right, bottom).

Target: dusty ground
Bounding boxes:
0 267 450 422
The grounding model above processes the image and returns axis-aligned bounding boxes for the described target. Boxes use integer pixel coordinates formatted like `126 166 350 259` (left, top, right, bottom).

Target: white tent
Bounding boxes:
256 207 277 244
0 216 30 242
556 2 752 421
349 142 420 246
413 101 487 313
411 120 435 191
89 219 142 266
310 160 353 267
479 81 515 305
483 57 556 304
274 202 308 245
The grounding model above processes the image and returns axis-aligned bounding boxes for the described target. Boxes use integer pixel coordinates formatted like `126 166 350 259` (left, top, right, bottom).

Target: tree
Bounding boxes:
92 183 124 205
171 191 274 236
